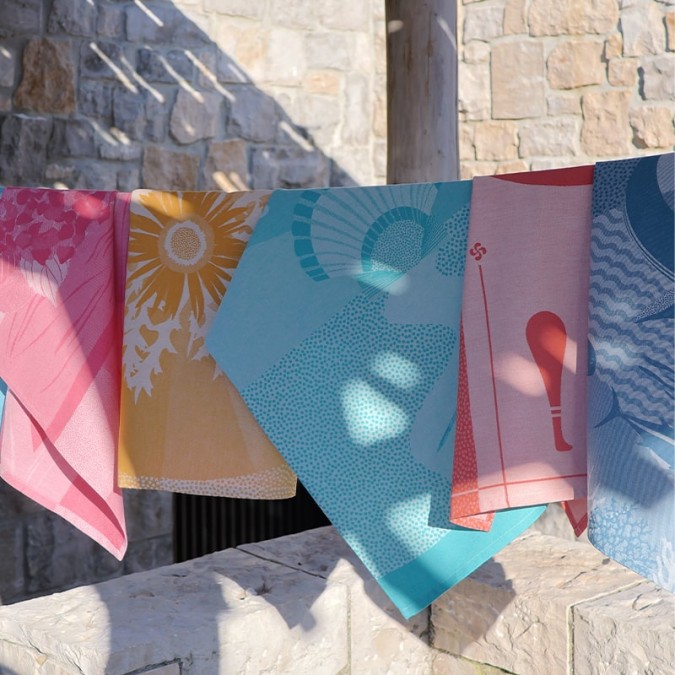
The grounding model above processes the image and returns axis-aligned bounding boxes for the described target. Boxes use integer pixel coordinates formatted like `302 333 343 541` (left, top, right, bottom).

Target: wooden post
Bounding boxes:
385 0 459 184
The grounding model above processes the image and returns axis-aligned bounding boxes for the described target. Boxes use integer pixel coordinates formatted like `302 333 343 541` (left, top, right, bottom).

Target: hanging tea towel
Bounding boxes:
206 181 543 618
118 190 295 498
587 153 674 591
0 188 128 558
450 167 593 535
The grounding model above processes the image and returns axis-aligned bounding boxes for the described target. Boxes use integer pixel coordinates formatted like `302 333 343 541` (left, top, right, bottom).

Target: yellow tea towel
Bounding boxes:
118 190 296 497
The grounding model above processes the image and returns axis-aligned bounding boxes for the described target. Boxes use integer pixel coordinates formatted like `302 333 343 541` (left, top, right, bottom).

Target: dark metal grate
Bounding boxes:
174 482 330 562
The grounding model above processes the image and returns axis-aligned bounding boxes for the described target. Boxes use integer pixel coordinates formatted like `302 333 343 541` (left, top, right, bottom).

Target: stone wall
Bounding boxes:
0 0 386 604
0 525 672 674
0 0 386 191
457 0 675 177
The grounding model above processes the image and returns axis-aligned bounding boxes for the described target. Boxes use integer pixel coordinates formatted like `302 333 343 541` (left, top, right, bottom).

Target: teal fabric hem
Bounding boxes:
378 505 545 619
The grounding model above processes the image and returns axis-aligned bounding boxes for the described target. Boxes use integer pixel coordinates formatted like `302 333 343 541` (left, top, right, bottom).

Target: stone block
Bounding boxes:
630 105 675 148
0 548 349 674
460 161 498 179
216 23 268 83
0 521 23 603
581 89 632 156
305 70 343 96
459 124 475 161
116 165 141 192
528 0 619 35
251 146 329 189
518 118 578 157
49 118 97 159
0 47 16 88
15 39 76 115
573 582 675 675
98 129 142 162
0 0 41 38
79 40 125 80
464 5 504 42
97 4 125 39
126 3 209 45
531 157 584 171
608 58 638 86
432 532 643 675
605 32 623 58
47 0 96 37
316 0 371 31
240 527 432 675
474 121 518 160
0 114 52 185
112 86 147 140
330 146 368 186
343 74 371 145
504 0 528 35
373 140 387 178
204 138 250 191
77 79 113 118
124 490 173 542
547 93 582 115
45 162 80 188
495 160 529 174
373 76 387 139
269 0 317 29
0 93 9 112
492 42 545 119
640 55 675 100
203 0 266 19
305 33 351 71
266 29 308 86
145 95 169 143
463 41 490 64
170 89 222 144
279 91 341 146
547 40 605 89
25 511 123 595
620 3 666 56
137 48 195 84
667 11 675 51
228 87 278 142
142 146 200 190
459 62 491 120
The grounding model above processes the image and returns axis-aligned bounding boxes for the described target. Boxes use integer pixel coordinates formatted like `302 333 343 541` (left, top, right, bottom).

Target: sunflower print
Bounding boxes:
127 191 258 322
119 189 295 499
123 190 270 399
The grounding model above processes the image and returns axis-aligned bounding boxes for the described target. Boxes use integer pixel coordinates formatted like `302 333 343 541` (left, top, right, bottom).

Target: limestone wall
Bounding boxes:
0 526 672 674
457 0 675 177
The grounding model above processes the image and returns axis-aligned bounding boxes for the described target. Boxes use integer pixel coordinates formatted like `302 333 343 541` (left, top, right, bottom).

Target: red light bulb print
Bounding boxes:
526 311 573 452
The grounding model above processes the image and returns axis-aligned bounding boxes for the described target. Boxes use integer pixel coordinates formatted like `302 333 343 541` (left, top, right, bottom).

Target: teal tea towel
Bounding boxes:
206 181 544 618
587 153 674 591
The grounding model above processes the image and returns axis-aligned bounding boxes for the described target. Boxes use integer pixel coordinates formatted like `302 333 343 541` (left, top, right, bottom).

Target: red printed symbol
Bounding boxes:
526 311 572 452
469 242 487 261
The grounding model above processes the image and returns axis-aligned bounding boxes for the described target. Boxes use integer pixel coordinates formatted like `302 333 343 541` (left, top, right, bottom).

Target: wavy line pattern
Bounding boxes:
590 205 673 424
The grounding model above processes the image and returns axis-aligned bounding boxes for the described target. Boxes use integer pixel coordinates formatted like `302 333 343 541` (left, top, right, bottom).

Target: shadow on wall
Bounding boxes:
0 0 363 193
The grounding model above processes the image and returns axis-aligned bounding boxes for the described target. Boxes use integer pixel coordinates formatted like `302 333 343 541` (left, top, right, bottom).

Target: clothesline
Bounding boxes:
0 152 672 619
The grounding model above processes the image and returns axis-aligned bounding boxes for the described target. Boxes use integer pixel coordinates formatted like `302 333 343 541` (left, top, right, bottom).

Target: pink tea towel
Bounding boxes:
0 188 128 559
451 167 593 530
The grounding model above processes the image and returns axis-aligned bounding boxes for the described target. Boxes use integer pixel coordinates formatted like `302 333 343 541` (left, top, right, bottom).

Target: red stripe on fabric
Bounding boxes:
494 165 594 186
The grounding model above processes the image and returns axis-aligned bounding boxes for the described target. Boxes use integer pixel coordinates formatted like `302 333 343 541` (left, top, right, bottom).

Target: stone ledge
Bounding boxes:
431 530 674 675
0 525 672 675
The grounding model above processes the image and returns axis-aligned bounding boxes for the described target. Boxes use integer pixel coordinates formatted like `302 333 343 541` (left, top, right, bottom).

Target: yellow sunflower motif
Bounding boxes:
127 191 256 322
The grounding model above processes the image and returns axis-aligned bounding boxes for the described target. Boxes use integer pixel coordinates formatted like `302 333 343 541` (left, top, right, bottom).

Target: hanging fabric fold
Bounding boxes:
0 188 128 559
206 181 544 619
450 167 594 536
587 153 674 591
117 190 296 498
